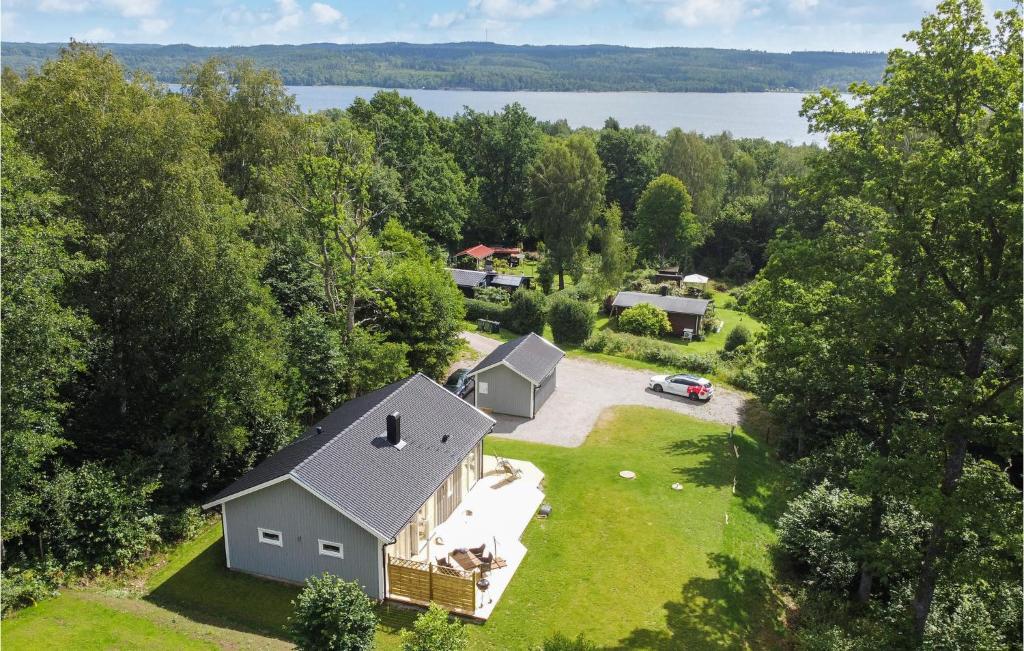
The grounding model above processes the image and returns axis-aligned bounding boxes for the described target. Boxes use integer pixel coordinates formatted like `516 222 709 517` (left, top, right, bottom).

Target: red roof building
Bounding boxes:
456 244 495 260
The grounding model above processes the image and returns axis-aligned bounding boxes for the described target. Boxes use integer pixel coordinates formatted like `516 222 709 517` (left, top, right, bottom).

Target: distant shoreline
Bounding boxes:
3 41 885 95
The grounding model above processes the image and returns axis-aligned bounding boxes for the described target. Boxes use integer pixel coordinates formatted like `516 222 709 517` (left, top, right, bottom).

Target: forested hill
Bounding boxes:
1 41 886 92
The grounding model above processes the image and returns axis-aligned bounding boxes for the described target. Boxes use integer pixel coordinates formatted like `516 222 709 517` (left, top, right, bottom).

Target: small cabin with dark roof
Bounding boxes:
610 291 711 336
467 333 564 419
202 373 494 597
447 267 531 297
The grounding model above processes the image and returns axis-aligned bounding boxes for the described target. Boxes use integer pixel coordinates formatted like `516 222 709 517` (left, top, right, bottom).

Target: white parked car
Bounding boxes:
648 374 715 401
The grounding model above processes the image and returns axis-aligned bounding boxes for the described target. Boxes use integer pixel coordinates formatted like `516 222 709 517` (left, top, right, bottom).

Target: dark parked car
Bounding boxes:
444 368 475 399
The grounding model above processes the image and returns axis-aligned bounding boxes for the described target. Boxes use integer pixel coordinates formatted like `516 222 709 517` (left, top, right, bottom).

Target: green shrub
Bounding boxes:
505 290 547 335
617 303 671 337
582 330 717 374
463 298 507 323
35 462 161 573
473 286 509 305
537 257 555 294
1 564 60 616
723 324 751 352
400 602 468 651
287 573 377 651
547 295 595 345
537 633 600 650
160 505 208 543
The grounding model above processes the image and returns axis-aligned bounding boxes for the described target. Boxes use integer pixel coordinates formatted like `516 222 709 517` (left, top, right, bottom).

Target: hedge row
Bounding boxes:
581 330 717 374
464 298 508 322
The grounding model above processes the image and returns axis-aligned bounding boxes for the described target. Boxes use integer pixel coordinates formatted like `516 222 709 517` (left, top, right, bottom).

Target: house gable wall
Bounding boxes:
533 367 557 414
223 479 382 598
475 363 533 418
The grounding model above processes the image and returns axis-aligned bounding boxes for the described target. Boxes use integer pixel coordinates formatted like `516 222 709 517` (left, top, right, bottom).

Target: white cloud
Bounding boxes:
469 0 561 20
662 0 745 27
428 11 465 28
75 26 114 41
38 0 91 12
105 0 160 17
138 17 171 35
789 0 818 11
310 2 345 25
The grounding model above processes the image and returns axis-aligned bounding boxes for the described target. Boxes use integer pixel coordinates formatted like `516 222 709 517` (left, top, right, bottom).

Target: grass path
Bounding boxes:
2 406 786 650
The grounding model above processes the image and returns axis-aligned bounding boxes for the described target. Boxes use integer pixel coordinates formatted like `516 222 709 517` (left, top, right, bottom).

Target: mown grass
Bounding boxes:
2 407 785 650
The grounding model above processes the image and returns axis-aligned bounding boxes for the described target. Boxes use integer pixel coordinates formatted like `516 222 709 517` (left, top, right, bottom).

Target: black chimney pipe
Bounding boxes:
386 412 401 446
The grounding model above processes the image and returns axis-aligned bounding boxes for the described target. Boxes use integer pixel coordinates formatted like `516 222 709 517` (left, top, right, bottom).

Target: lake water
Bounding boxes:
289 86 826 145
170 83 828 144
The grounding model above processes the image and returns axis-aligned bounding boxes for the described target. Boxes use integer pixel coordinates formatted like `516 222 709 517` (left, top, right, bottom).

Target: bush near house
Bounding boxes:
463 298 507 323
34 462 162 574
538 633 601 650
617 303 671 337
724 324 751 352
582 330 717 374
400 602 468 651
546 295 595 345
505 290 547 335
287 573 377 651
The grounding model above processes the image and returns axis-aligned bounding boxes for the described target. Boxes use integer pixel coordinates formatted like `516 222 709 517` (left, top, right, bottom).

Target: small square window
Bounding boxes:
479 381 489 394
318 539 344 558
258 527 283 547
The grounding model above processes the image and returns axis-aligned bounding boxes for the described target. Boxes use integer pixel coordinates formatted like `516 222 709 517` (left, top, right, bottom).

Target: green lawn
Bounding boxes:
2 407 785 650
2 591 219 650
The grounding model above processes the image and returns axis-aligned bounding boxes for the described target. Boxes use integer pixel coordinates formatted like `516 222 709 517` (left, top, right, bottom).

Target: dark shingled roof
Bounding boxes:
489 273 526 288
203 373 495 540
467 332 564 385
448 268 488 288
612 291 710 316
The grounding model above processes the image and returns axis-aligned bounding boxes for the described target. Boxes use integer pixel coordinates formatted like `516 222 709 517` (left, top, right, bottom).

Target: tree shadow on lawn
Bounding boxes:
663 423 789 526
145 536 298 641
146 534 419 643
612 553 786 651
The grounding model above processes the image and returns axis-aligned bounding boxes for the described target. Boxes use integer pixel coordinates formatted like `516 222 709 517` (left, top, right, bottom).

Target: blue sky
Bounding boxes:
1 0 1014 52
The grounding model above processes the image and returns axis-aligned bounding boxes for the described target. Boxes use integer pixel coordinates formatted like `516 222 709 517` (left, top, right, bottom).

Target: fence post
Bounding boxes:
428 561 434 602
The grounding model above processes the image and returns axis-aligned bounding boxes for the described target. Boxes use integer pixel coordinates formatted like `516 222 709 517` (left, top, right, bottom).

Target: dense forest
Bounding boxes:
1 41 886 92
1 1 1020 647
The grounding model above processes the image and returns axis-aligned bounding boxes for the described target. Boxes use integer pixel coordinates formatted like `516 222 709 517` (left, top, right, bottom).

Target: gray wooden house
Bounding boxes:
468 332 564 419
202 373 495 598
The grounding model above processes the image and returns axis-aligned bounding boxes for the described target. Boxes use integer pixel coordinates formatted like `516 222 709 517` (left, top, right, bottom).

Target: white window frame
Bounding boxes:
478 381 489 394
258 527 283 547
318 539 344 558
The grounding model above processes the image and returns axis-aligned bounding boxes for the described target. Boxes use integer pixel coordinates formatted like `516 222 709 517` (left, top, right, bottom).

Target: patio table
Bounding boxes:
451 549 482 571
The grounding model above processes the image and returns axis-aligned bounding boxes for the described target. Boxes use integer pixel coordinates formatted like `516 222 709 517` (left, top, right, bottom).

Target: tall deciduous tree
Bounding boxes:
348 91 469 247
660 128 725 223
528 134 607 290
755 0 1022 640
6 44 294 502
596 203 634 293
0 128 93 542
453 103 542 244
597 123 660 222
633 174 704 268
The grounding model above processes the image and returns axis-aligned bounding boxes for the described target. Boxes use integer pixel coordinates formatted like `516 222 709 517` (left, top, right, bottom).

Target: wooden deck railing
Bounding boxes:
387 555 477 615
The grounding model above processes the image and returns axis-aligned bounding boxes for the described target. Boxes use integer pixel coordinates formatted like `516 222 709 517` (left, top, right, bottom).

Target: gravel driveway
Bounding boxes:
461 331 749 447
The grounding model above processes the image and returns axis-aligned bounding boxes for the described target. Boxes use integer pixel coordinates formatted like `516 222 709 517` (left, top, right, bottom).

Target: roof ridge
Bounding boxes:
292 374 417 475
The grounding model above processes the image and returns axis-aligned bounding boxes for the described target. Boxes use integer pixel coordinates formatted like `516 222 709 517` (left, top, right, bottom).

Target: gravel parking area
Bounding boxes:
461 331 749 447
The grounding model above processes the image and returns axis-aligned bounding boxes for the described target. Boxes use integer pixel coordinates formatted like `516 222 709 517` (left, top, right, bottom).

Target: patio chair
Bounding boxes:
478 551 494 573
436 556 453 568
495 456 523 480
468 543 486 557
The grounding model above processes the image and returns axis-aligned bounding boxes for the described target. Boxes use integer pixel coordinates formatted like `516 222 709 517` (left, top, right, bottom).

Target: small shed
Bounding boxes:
610 291 711 336
468 333 564 419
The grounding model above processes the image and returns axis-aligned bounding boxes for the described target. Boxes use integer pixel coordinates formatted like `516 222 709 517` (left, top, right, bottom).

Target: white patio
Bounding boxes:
403 455 545 620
